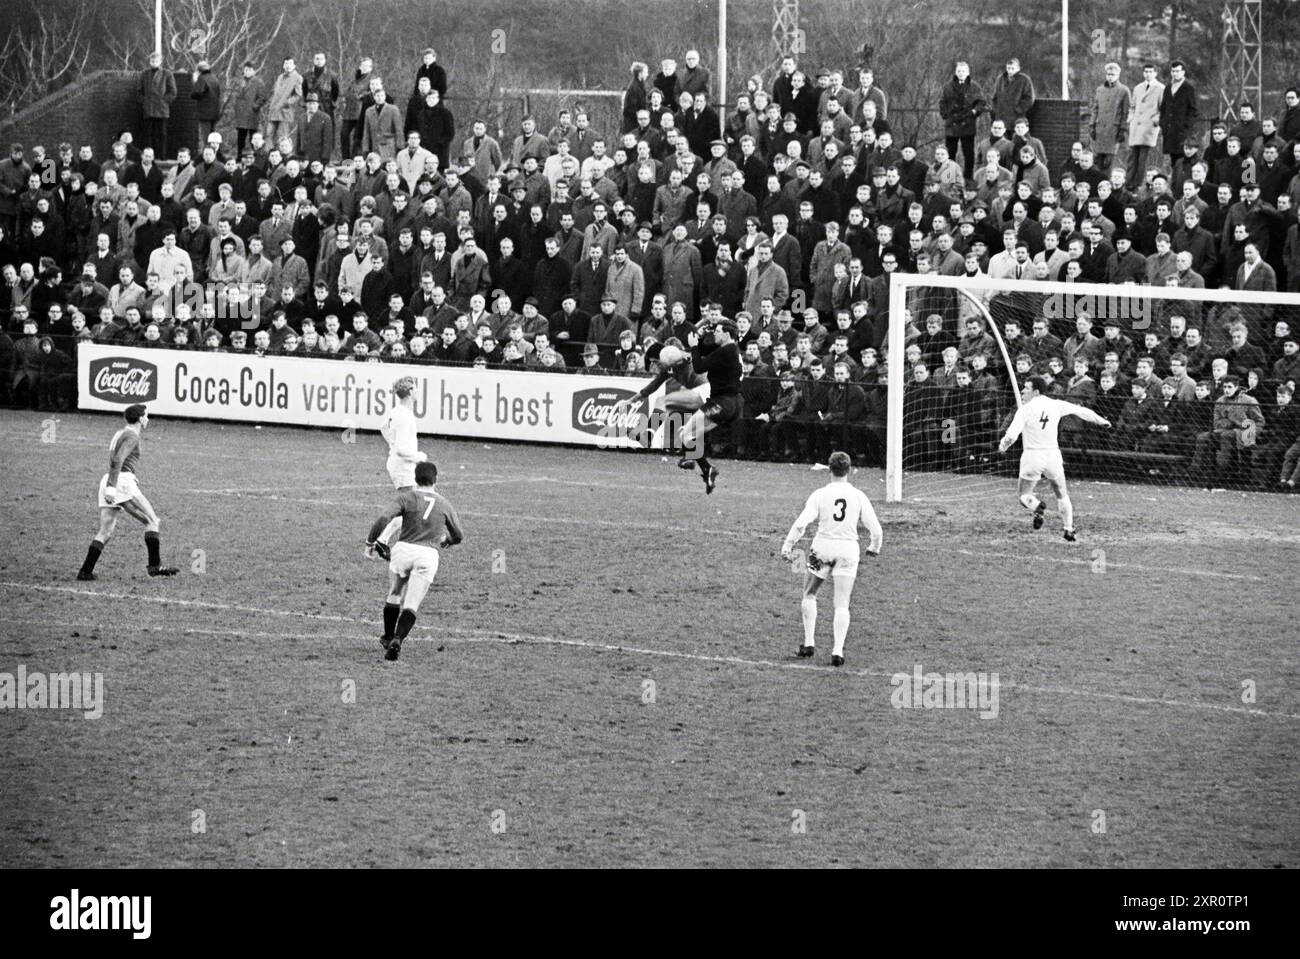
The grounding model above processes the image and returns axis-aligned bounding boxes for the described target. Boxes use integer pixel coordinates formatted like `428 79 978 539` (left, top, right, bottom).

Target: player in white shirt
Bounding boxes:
997 375 1110 541
780 451 884 667
375 376 427 556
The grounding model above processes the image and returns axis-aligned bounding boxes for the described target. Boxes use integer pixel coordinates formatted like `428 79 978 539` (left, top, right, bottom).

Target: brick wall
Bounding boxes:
1028 98 1086 170
0 71 197 159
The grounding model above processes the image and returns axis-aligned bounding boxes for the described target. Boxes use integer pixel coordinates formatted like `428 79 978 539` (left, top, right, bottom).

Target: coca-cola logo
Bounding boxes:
572 387 642 435
89 357 159 403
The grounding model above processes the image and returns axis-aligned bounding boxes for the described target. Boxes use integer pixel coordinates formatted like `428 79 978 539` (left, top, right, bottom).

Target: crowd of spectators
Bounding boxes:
2 46 1299 489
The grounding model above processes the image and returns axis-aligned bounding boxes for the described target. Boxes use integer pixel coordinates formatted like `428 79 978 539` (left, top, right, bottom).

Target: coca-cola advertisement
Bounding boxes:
571 387 644 437
88 357 159 404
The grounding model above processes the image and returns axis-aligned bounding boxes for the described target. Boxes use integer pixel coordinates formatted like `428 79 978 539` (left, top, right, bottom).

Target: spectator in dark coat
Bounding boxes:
1159 62 1199 166
991 58 1035 127
191 61 222 152
939 61 987 180
138 53 177 158
414 49 448 99
623 63 650 134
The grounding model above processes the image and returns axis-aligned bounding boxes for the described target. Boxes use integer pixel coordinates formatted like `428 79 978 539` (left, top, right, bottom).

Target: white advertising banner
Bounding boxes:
77 345 660 448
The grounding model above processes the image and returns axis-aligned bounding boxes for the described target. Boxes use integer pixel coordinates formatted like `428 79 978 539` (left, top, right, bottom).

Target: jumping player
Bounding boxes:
365 460 464 661
679 317 743 493
781 451 883 666
375 375 427 558
77 403 180 580
997 374 1111 541
614 338 709 459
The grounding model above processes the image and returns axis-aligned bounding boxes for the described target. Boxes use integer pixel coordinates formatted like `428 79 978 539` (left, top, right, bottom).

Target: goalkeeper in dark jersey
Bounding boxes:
615 321 742 493
680 318 743 493
77 403 180 580
365 460 465 661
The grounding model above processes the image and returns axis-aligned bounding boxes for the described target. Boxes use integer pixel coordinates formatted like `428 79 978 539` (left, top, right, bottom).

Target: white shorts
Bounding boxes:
98 472 141 509
387 455 416 490
807 536 860 580
1019 449 1066 486
389 541 439 584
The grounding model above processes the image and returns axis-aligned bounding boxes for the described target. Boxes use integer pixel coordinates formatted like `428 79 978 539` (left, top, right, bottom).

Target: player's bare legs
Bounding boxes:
381 571 409 649
79 494 176 579
829 573 857 663
1016 477 1048 530
1046 475 1076 540
384 572 432 661
798 570 824 657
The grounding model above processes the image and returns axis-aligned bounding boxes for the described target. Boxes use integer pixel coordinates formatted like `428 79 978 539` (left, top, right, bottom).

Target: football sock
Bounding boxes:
801 596 817 646
80 540 104 576
1059 494 1074 531
832 608 850 657
697 455 712 474
145 531 161 568
394 609 417 642
383 603 401 637
1018 493 1040 512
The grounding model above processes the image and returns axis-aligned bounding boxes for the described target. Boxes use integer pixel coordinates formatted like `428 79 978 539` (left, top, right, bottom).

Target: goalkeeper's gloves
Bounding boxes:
366 540 391 561
864 548 880 558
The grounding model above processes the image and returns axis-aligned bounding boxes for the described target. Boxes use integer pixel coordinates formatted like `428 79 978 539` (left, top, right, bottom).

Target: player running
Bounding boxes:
365 460 464 661
997 375 1111 541
77 403 179 580
374 375 427 558
780 451 883 667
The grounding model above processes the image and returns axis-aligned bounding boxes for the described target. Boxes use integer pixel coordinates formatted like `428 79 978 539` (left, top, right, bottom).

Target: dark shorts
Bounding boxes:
701 394 742 426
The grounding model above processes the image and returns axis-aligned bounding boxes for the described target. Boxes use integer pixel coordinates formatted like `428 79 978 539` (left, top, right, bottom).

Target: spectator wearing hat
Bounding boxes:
298 93 335 165
190 61 222 153
603 245 645 322
578 341 608 372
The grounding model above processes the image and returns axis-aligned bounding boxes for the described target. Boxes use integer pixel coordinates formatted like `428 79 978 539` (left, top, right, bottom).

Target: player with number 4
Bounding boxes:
997 375 1110 542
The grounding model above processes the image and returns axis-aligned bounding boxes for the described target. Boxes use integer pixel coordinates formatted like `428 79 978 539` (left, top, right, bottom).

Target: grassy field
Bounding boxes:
0 408 1296 868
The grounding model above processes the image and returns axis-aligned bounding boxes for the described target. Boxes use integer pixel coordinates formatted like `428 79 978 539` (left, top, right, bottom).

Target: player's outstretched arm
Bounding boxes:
366 506 401 558
781 496 817 559
859 492 883 555
997 406 1026 453
1059 399 1110 428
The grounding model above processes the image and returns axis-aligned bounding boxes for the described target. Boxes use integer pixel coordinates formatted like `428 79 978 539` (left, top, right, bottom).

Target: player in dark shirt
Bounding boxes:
365 460 464 660
682 317 743 493
77 403 180 580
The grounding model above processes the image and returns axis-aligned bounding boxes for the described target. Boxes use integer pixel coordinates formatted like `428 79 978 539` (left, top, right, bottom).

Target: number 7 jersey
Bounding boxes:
387 489 465 548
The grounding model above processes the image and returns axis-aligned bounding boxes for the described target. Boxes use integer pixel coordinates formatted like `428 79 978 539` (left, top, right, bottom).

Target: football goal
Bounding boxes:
883 272 1300 503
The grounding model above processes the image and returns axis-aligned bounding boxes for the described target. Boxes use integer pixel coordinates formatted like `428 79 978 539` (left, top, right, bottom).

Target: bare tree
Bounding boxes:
0 0 92 114
108 0 285 86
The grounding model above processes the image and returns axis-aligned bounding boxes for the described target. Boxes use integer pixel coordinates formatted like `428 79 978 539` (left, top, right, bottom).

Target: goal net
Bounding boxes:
883 273 1300 503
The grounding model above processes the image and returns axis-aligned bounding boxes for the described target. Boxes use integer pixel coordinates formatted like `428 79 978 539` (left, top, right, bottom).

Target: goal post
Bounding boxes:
884 272 1300 503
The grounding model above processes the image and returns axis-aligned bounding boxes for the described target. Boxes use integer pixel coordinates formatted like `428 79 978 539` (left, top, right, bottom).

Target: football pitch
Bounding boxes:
1 409 1296 868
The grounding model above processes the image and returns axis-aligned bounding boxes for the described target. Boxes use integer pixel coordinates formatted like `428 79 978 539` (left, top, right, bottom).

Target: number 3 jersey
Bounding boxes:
785 481 881 548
